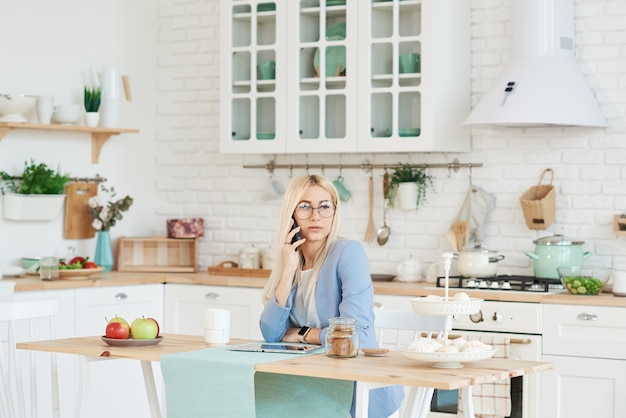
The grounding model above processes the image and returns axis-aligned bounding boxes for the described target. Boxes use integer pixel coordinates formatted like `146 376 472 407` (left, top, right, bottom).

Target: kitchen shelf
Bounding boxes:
0 122 139 163
613 215 626 236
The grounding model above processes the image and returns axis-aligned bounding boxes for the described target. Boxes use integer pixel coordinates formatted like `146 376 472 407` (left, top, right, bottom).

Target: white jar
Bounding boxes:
239 245 261 269
261 248 275 270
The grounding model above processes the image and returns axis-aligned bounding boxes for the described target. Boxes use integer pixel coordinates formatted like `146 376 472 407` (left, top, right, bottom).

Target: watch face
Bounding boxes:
298 326 310 336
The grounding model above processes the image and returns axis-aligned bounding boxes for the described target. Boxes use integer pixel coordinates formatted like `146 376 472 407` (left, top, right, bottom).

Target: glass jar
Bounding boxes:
325 317 358 358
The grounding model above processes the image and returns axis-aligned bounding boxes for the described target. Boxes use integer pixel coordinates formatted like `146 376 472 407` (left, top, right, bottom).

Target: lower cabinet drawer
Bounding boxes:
543 303 626 360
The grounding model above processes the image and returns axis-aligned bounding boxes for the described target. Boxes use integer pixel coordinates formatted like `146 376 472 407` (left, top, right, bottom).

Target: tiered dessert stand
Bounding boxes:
399 253 496 368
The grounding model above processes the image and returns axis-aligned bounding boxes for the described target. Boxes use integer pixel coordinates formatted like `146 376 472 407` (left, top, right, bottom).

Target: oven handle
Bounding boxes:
422 332 533 345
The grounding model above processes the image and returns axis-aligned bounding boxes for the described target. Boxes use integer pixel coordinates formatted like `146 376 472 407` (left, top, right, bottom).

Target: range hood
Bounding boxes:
463 0 607 128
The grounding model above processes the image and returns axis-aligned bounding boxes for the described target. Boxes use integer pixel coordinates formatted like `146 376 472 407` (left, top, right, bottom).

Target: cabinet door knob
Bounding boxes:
205 292 221 300
115 293 128 301
577 312 598 321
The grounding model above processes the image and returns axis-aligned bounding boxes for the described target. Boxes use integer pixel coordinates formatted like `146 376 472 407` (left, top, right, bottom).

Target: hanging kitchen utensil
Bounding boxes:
64 182 98 239
377 170 391 246
364 174 376 243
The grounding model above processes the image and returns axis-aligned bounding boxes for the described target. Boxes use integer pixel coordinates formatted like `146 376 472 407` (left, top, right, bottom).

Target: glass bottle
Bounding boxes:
325 317 358 358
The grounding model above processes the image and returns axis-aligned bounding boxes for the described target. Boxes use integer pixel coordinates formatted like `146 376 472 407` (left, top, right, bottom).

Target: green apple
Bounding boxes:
108 315 129 326
131 316 159 340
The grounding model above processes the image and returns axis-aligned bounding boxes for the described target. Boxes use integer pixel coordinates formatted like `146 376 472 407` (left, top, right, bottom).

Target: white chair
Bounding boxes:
354 309 446 418
0 299 60 418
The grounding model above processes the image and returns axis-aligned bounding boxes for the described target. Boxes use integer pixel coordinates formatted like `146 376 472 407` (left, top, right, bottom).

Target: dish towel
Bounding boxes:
452 184 496 245
161 346 353 418
457 336 511 418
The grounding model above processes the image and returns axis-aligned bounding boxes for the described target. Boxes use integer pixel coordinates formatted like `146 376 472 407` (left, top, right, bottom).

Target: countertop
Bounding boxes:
4 271 626 307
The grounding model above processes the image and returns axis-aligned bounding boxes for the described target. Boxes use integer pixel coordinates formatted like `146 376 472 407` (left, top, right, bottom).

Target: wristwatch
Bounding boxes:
298 326 311 343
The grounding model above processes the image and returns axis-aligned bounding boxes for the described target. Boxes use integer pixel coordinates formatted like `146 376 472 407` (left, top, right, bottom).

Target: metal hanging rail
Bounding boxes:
5 176 106 183
244 158 483 174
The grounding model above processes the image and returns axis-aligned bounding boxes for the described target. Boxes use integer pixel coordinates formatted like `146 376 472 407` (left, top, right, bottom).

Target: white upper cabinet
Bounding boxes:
220 0 470 154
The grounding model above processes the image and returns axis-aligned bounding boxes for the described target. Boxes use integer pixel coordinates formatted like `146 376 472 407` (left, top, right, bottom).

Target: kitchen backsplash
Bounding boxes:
0 0 624 278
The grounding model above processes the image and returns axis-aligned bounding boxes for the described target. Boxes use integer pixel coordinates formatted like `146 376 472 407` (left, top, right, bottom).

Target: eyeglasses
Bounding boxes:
294 200 335 219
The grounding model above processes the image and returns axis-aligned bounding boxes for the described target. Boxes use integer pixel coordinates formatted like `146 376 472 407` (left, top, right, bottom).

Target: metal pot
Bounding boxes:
454 243 505 278
525 234 592 279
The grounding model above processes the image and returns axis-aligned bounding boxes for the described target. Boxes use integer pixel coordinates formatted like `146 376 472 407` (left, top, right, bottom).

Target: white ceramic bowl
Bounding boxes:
52 104 81 125
0 94 36 122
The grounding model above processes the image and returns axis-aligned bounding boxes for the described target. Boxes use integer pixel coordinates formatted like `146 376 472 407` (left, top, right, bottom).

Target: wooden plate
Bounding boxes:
101 336 164 347
59 267 105 279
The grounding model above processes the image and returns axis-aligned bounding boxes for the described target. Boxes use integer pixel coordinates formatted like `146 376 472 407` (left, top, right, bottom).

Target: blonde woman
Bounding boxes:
260 174 403 418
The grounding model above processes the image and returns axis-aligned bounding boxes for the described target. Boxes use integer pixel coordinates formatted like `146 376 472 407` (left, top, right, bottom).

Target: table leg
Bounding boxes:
74 357 89 418
461 386 475 418
355 382 370 417
140 360 162 418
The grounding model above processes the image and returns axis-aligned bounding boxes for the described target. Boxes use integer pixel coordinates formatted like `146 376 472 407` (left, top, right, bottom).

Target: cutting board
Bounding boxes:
64 182 98 239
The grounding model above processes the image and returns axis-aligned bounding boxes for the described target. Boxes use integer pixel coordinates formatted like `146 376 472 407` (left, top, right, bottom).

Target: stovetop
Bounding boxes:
436 275 564 293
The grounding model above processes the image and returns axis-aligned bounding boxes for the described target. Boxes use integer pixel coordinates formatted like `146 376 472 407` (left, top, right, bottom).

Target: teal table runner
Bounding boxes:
161 347 353 418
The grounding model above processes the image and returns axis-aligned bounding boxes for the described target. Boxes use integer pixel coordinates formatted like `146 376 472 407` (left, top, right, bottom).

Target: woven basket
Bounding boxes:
520 168 555 230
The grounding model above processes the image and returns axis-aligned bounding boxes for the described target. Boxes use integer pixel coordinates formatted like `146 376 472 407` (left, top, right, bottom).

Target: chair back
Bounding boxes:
0 299 60 418
374 308 446 349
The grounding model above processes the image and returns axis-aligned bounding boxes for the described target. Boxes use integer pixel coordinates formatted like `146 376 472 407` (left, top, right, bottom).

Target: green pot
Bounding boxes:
525 234 592 279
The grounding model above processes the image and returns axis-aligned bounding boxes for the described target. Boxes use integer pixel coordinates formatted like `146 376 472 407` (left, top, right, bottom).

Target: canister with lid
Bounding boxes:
239 245 261 269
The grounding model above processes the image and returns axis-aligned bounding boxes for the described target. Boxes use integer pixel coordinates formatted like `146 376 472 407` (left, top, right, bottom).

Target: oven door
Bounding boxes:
427 331 542 418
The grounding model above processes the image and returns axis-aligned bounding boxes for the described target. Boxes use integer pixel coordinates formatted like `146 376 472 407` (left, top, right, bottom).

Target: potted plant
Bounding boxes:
385 163 434 211
0 159 70 221
83 86 102 127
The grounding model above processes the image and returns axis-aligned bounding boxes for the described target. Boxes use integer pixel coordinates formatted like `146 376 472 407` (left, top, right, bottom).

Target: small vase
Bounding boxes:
94 231 114 272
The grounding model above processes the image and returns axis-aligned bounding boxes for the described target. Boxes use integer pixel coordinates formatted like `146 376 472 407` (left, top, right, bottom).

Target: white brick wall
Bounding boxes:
156 0 626 276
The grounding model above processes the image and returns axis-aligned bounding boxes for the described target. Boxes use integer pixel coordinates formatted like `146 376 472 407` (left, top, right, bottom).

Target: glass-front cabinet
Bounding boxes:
220 0 470 154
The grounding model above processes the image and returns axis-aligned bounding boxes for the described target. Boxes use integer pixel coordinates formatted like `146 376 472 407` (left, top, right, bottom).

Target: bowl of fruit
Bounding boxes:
557 266 612 295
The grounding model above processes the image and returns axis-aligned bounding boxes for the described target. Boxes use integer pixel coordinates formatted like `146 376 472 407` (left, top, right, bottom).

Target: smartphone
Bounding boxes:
290 217 301 244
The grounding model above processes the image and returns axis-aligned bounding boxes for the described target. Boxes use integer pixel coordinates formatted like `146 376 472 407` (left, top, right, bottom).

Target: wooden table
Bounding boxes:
255 352 553 418
17 334 234 418
18 335 552 418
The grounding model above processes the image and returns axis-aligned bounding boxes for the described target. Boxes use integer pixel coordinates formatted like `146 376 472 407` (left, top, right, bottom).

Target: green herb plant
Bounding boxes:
385 163 434 210
84 86 102 112
0 159 70 195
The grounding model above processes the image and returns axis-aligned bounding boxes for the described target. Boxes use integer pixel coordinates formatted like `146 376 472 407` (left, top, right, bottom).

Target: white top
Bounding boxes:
290 269 321 328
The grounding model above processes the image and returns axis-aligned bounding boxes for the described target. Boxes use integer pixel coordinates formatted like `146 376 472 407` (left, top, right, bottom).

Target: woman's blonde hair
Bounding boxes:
262 174 341 308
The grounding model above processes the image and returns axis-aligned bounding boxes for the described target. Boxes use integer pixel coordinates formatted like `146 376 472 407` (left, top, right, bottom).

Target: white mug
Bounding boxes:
36 96 54 124
612 271 626 297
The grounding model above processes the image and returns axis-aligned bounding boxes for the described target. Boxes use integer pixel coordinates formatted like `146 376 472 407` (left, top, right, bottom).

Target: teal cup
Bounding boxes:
332 176 351 202
399 53 420 74
258 60 276 80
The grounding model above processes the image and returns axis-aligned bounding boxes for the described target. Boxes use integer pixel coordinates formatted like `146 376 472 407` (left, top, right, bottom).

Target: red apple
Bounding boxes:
106 321 131 339
131 317 159 340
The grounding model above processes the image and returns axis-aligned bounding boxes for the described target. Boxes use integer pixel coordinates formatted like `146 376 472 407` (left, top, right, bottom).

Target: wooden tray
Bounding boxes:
208 261 270 278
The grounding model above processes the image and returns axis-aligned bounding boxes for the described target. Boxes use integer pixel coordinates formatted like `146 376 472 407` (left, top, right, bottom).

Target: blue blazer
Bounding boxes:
260 239 403 418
